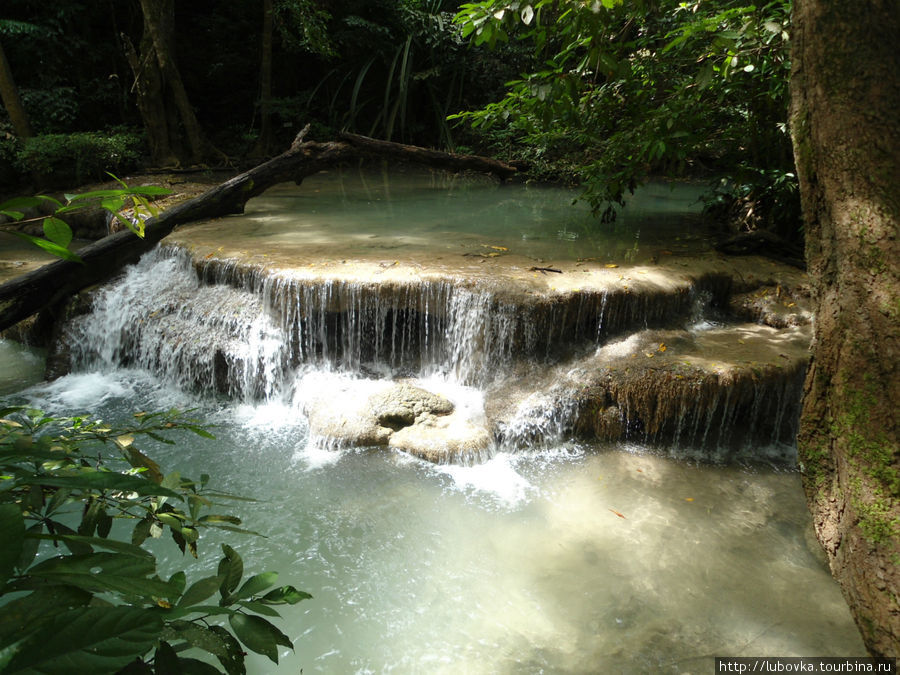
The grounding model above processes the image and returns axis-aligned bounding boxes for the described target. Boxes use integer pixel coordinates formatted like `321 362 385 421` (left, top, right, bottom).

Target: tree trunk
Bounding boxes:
0 132 516 331
0 36 33 140
122 30 177 167
251 0 275 159
790 0 900 656
134 0 220 165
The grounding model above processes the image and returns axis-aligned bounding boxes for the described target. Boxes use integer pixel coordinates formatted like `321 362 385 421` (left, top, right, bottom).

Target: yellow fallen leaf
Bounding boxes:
605 263 619 268
685 497 694 502
658 343 667 352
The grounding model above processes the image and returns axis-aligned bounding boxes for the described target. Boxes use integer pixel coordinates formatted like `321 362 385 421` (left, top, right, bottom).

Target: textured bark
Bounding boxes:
122 30 176 167
0 37 33 140
0 132 516 331
790 0 900 656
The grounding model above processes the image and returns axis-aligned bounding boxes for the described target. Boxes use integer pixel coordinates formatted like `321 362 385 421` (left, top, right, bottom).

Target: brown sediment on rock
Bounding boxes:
491 323 810 455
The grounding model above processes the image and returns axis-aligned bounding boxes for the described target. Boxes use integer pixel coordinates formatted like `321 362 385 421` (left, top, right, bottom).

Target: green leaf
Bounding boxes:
123 445 164 484
0 504 24 584
208 625 246 675
11 231 83 263
153 640 180 675
26 551 174 599
198 514 241 525
168 570 187 599
229 613 292 663
42 216 73 248
165 621 244 675
230 571 278 602
0 196 43 212
132 517 153 546
236 600 281 618
169 658 223 674
25 533 153 559
178 575 223 607
262 585 313 605
4 606 163 674
24 471 182 498
17 522 42 572
218 545 244 599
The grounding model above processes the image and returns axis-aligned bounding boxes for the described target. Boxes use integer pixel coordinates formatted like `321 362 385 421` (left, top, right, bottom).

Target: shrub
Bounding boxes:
0 407 309 673
16 130 145 187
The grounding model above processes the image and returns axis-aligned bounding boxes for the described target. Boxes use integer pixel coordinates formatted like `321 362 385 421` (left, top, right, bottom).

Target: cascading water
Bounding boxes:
4 172 866 671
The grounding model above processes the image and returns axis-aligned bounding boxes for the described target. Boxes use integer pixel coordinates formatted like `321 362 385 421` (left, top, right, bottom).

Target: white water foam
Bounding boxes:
436 453 533 507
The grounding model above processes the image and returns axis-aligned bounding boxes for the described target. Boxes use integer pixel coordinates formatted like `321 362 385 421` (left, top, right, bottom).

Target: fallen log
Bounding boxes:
0 131 516 331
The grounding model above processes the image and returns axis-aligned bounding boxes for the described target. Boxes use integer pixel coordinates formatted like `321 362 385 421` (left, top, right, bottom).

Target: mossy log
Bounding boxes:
0 131 516 332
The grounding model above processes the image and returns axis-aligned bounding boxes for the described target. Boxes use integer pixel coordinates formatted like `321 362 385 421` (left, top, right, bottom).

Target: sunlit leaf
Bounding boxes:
42 217 73 248
12 231 83 263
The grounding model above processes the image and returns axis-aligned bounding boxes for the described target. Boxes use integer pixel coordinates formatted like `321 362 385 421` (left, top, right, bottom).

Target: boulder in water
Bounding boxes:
305 379 490 462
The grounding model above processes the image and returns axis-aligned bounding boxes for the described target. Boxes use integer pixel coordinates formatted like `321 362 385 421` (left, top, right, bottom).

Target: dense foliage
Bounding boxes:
451 0 798 236
0 407 309 673
0 0 799 233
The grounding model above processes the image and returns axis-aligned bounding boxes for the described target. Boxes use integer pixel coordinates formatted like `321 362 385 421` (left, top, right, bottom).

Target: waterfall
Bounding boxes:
55 242 808 463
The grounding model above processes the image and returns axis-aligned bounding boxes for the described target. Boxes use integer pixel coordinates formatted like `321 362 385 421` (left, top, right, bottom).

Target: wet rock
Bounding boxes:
389 415 492 463
728 284 812 328
369 383 454 430
304 380 488 462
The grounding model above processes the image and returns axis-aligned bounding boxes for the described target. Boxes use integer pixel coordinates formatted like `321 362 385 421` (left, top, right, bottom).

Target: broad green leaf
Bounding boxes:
25 533 153 559
168 570 186 600
26 551 174 599
157 512 184 529
229 572 278 603
17 522 42 571
132 517 153 546
218 545 243 599
198 514 241 525
153 640 180 674
262 585 313 605
207 625 246 675
42 216 73 248
0 586 91 645
165 621 243 673
124 445 163 483
178 575 223 607
169 657 223 674
11 231 83 263
4 605 163 674
0 196 43 212
228 613 292 663
236 600 281 618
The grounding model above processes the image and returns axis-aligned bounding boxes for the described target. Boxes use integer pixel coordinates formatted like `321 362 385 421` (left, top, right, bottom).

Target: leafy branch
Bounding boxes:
0 407 309 674
0 174 172 264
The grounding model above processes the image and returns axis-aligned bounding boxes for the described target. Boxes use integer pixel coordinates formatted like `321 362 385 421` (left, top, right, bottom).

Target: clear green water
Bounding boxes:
0 168 864 674
178 169 712 266
2 363 866 673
